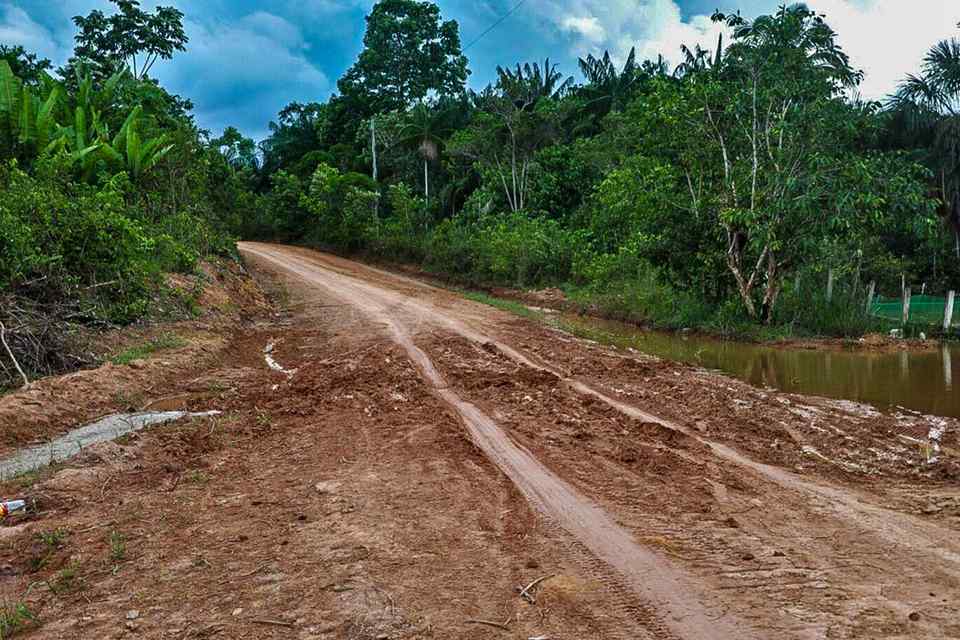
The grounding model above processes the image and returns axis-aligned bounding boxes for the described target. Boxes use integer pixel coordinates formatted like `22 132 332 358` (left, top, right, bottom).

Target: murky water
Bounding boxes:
556 315 959 419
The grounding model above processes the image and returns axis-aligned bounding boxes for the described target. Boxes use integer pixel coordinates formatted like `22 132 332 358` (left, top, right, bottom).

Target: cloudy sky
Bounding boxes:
2 1 958 139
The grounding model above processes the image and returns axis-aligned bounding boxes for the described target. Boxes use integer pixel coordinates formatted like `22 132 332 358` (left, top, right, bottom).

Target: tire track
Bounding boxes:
241 243 960 573
241 243 759 640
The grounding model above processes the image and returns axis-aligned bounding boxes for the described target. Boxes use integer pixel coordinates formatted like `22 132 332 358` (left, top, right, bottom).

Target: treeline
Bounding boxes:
0 1 251 386
238 1 959 336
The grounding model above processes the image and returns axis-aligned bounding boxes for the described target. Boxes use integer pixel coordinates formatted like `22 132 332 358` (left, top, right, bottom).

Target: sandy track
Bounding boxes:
239 242 960 639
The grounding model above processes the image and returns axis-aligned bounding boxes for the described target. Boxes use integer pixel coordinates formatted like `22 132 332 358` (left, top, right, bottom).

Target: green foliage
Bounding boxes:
67 0 188 82
0 601 34 638
110 332 186 365
426 212 586 286
108 530 127 562
337 0 469 114
235 1 956 339
300 163 379 251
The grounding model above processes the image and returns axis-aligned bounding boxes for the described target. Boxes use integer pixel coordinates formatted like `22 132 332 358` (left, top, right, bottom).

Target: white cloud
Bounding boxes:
0 4 69 62
806 0 960 100
561 16 605 45
540 0 960 98
541 0 727 69
151 14 330 138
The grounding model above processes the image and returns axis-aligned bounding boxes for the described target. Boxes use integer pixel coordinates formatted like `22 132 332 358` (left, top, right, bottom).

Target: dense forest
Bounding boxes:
239 1 958 336
1 0 958 387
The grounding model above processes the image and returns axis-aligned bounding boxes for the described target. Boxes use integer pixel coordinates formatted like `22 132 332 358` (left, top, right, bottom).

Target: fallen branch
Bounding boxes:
250 618 294 628
465 619 510 632
518 574 555 604
0 320 30 389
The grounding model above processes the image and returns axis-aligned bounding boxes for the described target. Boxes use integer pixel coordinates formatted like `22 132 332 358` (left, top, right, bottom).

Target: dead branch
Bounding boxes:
518 574 555 604
465 619 510 632
0 319 30 389
250 618 294 628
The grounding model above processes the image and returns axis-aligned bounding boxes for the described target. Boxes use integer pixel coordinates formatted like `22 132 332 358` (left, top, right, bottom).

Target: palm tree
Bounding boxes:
891 34 960 258
398 102 450 202
673 34 723 79
495 58 573 109
577 47 642 117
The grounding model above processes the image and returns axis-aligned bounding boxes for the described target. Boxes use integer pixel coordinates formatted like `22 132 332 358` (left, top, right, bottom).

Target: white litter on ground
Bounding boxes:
264 340 298 376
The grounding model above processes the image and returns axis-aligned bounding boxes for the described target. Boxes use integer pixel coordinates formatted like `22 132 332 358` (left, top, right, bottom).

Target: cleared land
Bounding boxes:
0 242 958 639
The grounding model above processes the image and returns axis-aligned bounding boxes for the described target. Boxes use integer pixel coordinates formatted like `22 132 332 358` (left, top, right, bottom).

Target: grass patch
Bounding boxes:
185 469 209 485
49 561 81 595
110 332 187 365
108 531 126 562
459 290 543 320
0 601 34 637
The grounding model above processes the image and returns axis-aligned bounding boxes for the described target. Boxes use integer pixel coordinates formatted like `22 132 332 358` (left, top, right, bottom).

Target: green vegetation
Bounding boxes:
109 332 186 365
0 1 253 389
49 561 82 595
0 601 33 638
108 530 126 562
238 2 959 340
2 0 957 366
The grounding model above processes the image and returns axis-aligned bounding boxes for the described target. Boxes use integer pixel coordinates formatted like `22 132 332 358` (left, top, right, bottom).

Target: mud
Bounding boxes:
1 243 958 639
0 411 220 480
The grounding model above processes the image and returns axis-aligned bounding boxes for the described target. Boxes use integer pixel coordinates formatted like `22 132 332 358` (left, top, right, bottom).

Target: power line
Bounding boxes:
463 0 530 51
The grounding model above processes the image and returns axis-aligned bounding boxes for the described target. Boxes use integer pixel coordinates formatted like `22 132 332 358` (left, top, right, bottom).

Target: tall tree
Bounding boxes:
682 4 873 320
337 0 469 115
65 0 188 82
398 102 450 202
578 48 643 118
495 58 573 110
891 30 960 259
212 126 258 171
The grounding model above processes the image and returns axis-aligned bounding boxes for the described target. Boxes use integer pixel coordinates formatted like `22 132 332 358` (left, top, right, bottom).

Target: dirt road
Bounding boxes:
2 242 959 639
239 242 960 639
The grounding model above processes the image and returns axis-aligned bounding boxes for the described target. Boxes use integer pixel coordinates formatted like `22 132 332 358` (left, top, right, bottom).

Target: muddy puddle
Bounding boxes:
555 315 959 418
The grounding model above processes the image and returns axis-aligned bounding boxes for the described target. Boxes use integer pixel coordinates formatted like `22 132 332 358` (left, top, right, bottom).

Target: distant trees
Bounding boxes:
577 48 643 118
892 30 960 259
244 0 950 331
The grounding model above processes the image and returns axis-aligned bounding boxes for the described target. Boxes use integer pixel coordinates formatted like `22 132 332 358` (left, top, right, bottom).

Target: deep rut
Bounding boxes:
241 243 758 640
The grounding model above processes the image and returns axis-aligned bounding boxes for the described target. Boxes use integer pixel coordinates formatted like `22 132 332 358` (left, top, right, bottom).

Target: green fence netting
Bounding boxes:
871 294 955 325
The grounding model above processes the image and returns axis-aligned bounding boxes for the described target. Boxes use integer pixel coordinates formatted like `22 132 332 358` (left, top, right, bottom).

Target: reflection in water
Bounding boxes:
558 315 960 418
946 345 953 392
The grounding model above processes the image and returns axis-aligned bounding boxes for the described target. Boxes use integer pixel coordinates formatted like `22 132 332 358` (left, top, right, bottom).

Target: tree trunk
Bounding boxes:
727 256 758 319
423 158 429 203
760 255 780 325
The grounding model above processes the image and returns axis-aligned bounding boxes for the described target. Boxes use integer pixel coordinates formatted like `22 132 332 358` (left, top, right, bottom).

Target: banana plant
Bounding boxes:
0 60 63 159
108 106 174 178
1 62 173 180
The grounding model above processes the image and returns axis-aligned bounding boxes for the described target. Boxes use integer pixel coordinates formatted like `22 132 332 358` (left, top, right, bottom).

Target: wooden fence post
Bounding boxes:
865 281 876 315
945 290 956 331
902 286 912 326
826 268 835 302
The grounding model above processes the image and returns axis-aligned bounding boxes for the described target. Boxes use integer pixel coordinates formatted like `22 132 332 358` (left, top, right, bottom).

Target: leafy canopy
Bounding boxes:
337 0 469 114
68 0 188 81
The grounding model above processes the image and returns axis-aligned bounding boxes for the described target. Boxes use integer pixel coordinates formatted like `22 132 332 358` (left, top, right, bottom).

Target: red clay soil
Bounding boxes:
1 242 958 639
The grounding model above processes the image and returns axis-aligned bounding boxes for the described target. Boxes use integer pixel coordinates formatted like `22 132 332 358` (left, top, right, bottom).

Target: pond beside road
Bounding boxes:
556 314 959 419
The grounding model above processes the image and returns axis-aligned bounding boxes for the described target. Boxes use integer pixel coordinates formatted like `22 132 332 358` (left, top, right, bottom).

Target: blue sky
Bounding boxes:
1 1 958 140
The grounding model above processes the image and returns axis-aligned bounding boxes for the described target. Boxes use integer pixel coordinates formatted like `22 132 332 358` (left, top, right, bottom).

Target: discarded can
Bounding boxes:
1 500 26 518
